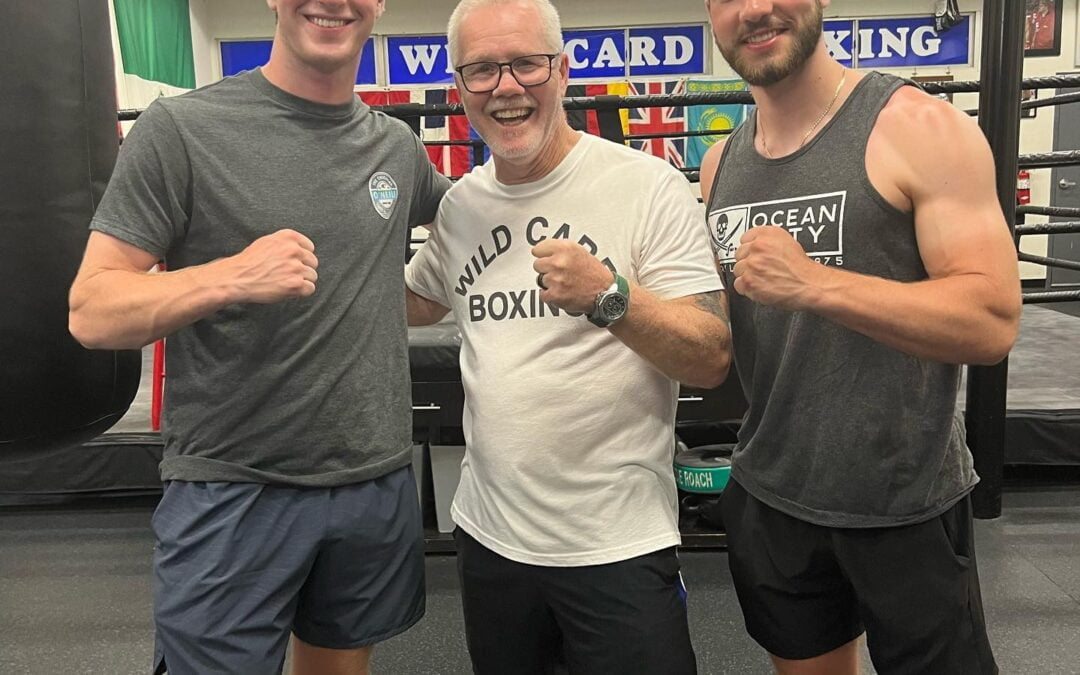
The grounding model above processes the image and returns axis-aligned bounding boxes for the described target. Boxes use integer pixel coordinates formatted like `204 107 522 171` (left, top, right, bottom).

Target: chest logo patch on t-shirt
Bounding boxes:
369 172 399 220
707 191 847 268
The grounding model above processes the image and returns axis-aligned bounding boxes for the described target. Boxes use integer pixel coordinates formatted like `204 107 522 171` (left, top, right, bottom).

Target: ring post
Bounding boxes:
967 0 1025 519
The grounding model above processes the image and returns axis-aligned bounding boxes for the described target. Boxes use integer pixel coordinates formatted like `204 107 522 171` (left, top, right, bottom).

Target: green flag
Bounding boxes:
114 0 195 90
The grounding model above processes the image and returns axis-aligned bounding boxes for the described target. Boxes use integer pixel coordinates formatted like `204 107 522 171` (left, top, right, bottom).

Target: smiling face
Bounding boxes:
706 0 826 86
267 0 384 76
454 2 570 165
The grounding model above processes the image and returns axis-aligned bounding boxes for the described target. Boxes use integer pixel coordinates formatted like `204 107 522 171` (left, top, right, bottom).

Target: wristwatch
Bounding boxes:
588 272 630 327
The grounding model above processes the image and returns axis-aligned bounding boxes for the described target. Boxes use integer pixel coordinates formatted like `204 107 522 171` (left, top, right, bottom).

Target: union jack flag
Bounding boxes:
628 80 687 168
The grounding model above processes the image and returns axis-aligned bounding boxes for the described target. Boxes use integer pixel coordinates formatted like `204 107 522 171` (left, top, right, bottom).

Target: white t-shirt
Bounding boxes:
406 132 722 566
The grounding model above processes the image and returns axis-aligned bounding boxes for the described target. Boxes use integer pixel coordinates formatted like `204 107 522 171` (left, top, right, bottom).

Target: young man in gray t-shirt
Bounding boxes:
69 1 449 672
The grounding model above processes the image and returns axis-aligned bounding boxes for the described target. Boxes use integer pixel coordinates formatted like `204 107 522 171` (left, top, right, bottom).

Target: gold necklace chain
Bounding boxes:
761 70 847 159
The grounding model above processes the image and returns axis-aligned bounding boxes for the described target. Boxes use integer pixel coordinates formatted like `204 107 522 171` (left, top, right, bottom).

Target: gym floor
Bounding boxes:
0 483 1078 673
1 303 1076 673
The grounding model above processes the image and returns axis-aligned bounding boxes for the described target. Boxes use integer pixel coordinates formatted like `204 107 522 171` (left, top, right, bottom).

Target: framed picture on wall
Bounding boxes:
1025 0 1062 57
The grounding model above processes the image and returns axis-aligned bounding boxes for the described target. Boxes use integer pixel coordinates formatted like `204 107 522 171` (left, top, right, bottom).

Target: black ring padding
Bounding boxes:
965 90 1080 117
422 139 484 147
115 75 1080 123
1018 252 1080 272
1018 150 1080 169
373 103 462 116
923 74 1080 94
1018 90 1080 111
625 128 733 141
1018 204 1080 218
1023 289 1080 303
1014 220 1080 236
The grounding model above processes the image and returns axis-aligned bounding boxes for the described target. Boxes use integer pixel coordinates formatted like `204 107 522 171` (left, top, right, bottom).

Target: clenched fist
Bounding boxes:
732 226 824 311
228 229 319 303
531 239 614 315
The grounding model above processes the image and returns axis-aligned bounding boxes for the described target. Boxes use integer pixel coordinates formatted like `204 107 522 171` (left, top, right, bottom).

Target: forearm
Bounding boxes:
69 261 238 350
807 268 1020 365
609 287 731 389
406 287 449 326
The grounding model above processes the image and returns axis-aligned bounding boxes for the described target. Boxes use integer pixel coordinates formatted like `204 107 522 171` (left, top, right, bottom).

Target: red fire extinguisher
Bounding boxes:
1017 169 1031 205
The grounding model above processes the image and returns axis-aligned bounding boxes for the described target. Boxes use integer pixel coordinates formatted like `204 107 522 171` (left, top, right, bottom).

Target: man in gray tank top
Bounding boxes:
69 1 449 673
700 2 1021 674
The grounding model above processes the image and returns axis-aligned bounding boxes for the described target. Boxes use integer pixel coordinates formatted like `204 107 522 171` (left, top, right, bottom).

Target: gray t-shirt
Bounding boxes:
91 69 450 486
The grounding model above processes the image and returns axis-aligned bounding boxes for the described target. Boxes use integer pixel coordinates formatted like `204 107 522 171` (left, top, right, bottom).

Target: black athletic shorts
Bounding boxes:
722 479 998 674
454 528 697 674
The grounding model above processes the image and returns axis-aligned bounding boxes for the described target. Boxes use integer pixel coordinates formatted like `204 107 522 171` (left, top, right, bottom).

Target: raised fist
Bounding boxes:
228 229 319 304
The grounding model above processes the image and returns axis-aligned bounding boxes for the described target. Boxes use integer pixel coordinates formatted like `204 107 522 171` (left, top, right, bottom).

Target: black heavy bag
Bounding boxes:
0 0 141 456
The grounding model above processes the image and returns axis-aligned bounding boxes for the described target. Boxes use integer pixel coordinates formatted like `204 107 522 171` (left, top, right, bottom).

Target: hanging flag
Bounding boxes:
685 79 748 168
356 88 473 177
113 0 195 91
628 80 687 168
566 83 631 139
356 91 413 107
420 88 476 178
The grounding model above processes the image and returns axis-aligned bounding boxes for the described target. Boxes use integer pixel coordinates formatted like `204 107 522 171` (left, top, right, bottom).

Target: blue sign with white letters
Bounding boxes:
627 25 706 77
562 29 627 80
824 16 970 69
387 35 454 85
823 20 856 68
854 16 970 68
387 25 708 85
220 39 377 85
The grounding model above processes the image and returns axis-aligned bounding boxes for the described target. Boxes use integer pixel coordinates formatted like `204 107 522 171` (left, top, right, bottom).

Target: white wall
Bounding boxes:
171 0 1080 280
189 0 216 88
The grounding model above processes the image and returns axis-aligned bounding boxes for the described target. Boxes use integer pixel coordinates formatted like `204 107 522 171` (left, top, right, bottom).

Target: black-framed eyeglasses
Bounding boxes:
454 53 560 94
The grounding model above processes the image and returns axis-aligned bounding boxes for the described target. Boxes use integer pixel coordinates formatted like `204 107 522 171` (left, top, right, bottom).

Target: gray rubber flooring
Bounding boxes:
1 486 1078 674
958 304 1080 411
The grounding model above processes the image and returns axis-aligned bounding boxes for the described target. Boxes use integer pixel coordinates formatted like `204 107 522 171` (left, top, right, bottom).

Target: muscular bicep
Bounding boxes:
894 99 1017 284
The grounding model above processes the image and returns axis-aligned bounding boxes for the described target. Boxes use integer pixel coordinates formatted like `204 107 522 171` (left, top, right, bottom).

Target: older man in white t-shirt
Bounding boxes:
405 1 731 672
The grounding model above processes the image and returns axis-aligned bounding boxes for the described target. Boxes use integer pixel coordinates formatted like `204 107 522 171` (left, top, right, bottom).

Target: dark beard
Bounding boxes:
719 2 823 86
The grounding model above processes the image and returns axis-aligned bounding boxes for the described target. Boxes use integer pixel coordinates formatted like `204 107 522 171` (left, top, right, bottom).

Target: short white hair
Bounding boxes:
447 0 564 65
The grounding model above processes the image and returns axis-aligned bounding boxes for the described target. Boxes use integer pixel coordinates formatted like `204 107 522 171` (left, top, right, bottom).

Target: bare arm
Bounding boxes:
532 240 730 389
698 138 726 205
608 287 731 389
406 287 450 326
69 229 318 350
732 91 1021 365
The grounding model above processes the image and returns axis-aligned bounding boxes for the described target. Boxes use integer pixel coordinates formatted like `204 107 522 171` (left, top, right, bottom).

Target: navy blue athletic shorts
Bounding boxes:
151 466 424 674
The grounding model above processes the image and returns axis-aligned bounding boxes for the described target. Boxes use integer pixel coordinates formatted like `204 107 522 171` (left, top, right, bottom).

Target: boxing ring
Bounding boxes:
3 1 1078 551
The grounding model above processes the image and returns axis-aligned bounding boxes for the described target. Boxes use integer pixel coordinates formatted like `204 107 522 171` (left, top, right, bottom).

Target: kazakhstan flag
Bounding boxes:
686 79 749 168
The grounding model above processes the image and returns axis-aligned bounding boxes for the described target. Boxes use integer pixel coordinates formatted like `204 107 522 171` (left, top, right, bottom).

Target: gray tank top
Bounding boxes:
707 72 976 528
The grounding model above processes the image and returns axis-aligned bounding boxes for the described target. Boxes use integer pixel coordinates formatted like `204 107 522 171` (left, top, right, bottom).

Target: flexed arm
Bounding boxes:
69 229 319 350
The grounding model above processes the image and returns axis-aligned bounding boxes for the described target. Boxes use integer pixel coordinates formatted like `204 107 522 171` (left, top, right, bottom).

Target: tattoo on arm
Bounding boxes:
692 292 729 322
